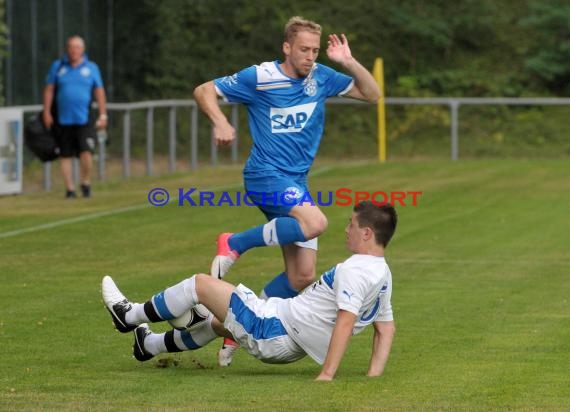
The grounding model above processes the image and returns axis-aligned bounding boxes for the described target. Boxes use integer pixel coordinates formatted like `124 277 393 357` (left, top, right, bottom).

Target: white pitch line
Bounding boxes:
392 258 569 265
0 183 239 240
0 203 151 239
0 166 335 240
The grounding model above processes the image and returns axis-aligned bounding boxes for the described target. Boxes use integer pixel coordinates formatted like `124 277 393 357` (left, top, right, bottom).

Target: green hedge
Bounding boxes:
0 0 6 105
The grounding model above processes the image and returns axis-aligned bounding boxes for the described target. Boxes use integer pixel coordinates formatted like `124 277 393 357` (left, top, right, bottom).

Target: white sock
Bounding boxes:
125 303 149 325
144 332 168 356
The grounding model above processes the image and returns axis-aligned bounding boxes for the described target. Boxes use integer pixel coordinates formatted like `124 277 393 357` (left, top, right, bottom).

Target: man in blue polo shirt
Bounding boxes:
43 35 108 198
193 16 380 365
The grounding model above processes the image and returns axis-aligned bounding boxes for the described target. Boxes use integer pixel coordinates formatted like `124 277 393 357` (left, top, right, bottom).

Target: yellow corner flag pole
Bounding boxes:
373 58 386 163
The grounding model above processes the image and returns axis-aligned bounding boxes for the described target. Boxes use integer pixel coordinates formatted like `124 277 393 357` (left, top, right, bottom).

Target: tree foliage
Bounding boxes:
0 0 6 105
108 0 570 100
3 0 570 103
521 1 570 94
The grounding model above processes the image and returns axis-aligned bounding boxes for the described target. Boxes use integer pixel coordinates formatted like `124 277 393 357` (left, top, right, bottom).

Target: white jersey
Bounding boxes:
277 254 393 364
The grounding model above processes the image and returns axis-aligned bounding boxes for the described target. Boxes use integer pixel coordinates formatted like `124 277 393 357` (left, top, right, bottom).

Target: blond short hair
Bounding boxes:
283 16 322 43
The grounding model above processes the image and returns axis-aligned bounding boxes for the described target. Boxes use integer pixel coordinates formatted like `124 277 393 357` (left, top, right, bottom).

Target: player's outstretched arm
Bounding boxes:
193 81 236 146
316 309 357 381
366 320 395 377
326 34 380 103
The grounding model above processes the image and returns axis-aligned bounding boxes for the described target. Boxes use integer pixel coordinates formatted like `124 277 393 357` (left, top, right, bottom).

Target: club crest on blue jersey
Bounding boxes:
302 63 318 97
303 78 317 96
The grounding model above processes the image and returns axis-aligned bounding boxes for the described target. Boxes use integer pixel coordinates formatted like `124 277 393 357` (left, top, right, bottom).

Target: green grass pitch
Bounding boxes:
1 159 569 411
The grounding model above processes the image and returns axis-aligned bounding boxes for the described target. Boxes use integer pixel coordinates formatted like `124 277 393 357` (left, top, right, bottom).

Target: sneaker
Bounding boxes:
80 184 91 198
101 275 136 333
218 337 240 367
210 233 240 279
65 190 77 199
133 323 154 362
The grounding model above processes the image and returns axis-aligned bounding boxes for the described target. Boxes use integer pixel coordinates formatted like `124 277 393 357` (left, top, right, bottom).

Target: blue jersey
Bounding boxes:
214 60 353 175
46 56 104 126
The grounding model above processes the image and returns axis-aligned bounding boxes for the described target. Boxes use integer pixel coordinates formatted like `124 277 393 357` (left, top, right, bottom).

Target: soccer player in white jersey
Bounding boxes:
102 201 397 381
193 16 380 365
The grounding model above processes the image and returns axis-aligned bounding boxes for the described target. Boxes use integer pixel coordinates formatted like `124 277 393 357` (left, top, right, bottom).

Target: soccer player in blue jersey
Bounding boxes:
193 16 380 365
43 35 108 198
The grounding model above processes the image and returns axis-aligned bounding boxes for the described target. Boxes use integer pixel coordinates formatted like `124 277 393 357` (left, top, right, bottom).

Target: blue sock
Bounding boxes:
261 272 299 299
229 217 306 255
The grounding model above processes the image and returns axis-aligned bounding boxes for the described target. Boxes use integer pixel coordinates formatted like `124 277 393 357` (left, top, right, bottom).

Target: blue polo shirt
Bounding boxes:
46 56 104 125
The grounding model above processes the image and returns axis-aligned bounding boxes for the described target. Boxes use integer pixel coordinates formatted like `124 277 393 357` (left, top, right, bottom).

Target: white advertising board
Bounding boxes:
0 108 23 195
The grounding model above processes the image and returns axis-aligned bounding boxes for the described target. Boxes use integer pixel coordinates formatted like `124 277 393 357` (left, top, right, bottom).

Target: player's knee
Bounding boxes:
211 317 227 337
289 270 316 290
193 273 212 291
304 213 328 239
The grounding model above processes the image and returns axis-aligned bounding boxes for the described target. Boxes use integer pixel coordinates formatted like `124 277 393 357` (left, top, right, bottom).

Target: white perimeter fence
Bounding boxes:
8 97 570 191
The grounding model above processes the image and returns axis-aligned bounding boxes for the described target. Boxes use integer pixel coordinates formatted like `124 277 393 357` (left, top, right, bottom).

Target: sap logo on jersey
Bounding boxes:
270 102 316 133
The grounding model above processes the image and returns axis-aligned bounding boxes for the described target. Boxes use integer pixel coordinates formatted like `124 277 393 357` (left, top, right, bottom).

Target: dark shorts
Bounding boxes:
57 124 96 157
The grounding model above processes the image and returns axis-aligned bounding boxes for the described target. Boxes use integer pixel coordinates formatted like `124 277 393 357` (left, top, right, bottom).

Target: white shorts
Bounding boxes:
295 236 318 250
224 284 306 364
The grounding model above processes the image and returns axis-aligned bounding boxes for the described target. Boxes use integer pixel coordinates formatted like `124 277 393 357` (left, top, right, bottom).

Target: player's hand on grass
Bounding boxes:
315 372 334 381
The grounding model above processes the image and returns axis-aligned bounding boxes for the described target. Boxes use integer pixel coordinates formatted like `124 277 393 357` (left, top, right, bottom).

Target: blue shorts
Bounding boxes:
244 171 309 220
244 171 319 250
